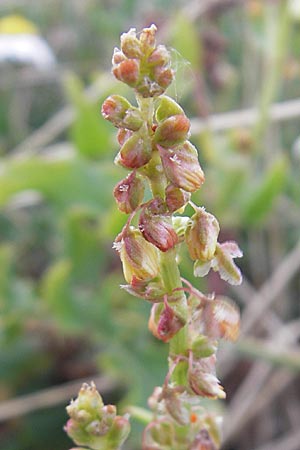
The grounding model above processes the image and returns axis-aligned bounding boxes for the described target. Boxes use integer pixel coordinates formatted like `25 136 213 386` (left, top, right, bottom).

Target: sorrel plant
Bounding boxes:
65 24 242 450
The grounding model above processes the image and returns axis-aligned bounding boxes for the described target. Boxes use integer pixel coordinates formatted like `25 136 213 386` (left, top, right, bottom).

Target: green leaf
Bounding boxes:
64 72 113 159
0 153 120 211
241 156 288 226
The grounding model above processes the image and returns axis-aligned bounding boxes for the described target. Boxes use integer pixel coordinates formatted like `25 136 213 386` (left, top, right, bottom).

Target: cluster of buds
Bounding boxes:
65 382 130 450
66 25 243 450
112 25 173 97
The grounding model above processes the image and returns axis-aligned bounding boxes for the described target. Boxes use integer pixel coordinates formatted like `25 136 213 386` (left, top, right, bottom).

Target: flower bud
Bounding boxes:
112 47 126 65
116 130 152 169
188 356 225 400
139 24 157 51
101 95 142 131
65 382 130 450
154 67 174 89
155 96 184 122
154 115 190 148
148 301 185 342
108 415 131 449
165 184 190 213
185 208 220 261
113 59 140 87
120 28 142 58
139 199 178 252
114 227 160 284
158 142 205 192
148 44 171 67
117 128 132 146
211 241 243 285
114 171 144 213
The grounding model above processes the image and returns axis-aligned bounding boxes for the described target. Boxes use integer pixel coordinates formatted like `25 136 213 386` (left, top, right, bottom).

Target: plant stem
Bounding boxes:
139 94 189 386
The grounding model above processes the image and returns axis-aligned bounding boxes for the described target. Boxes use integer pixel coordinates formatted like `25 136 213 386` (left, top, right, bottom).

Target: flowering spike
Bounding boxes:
96 24 243 450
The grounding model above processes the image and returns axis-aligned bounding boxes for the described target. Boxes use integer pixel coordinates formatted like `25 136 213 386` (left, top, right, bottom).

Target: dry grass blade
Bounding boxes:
0 375 118 422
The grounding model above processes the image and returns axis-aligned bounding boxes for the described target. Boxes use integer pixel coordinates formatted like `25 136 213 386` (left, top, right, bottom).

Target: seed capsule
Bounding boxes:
158 142 205 192
185 208 220 261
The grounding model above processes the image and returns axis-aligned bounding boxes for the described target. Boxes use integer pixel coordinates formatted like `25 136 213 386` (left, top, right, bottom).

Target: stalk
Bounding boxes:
66 24 243 450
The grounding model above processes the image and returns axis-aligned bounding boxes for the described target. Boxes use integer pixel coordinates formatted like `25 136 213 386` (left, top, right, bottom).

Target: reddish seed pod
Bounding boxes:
116 132 152 169
148 301 185 342
158 142 205 192
113 59 140 87
165 184 191 213
113 171 144 213
154 114 190 148
139 199 178 252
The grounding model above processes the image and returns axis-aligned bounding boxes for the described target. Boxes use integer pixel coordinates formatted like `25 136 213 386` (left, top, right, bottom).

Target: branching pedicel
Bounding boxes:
65 25 242 450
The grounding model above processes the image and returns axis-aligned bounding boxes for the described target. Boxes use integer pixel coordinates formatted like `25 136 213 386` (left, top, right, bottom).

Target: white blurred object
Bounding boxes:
0 14 56 70
0 34 56 69
289 0 300 21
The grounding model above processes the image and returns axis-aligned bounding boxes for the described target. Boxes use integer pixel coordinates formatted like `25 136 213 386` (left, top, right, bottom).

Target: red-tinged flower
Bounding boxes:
120 28 142 58
117 128 132 146
113 59 140 87
139 198 178 252
166 184 191 213
113 171 144 213
139 24 157 51
101 95 142 131
155 67 174 89
158 142 205 192
154 114 190 148
114 227 160 284
188 356 225 400
185 208 220 261
148 44 171 67
148 300 185 342
116 129 152 169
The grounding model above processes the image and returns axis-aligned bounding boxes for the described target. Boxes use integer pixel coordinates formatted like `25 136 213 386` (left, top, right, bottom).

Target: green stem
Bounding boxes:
139 96 189 385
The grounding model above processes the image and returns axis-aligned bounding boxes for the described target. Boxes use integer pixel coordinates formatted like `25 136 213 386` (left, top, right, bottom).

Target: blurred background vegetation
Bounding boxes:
0 1 300 449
